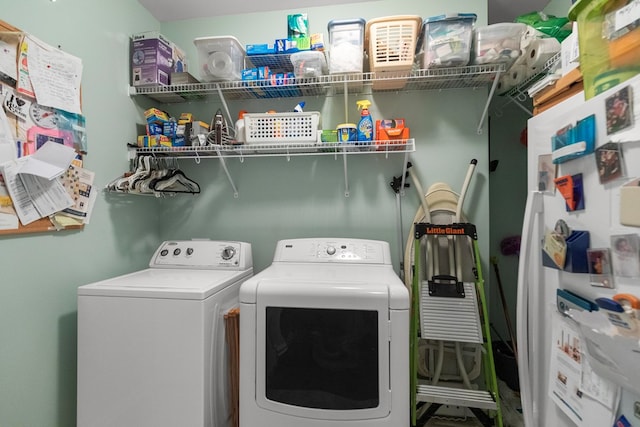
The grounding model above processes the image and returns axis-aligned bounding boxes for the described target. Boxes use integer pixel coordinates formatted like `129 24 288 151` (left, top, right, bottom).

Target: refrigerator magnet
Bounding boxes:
554 173 585 212
587 248 615 288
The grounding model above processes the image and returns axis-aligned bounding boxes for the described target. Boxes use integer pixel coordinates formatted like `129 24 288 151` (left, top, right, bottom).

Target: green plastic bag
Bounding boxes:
516 11 572 42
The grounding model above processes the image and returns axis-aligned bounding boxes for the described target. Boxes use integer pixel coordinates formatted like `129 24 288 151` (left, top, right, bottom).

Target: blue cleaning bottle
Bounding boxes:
356 100 373 143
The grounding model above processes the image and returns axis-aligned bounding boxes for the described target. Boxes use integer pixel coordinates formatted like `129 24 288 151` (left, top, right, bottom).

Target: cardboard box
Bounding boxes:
288 13 309 39
131 32 173 86
561 22 580 76
137 134 171 147
144 107 169 124
170 72 199 85
131 32 187 87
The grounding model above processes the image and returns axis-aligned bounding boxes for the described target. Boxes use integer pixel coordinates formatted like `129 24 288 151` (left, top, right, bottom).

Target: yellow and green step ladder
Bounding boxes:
410 222 503 427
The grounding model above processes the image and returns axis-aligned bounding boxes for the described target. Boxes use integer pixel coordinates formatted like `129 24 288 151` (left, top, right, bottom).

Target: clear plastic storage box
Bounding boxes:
569 0 640 99
290 51 328 78
327 18 366 74
194 36 246 82
471 23 527 67
421 13 477 68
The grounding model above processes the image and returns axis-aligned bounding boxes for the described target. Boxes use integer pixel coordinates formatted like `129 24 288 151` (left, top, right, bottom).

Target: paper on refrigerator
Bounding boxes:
548 314 618 427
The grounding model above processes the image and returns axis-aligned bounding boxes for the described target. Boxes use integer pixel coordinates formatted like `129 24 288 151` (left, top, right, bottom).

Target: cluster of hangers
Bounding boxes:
106 155 200 196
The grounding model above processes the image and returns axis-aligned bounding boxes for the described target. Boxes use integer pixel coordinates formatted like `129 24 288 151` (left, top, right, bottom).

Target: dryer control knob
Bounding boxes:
186 247 194 256
221 246 236 260
326 246 336 255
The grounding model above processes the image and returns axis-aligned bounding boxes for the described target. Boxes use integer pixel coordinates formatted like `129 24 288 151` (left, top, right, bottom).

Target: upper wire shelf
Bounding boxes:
502 51 562 99
129 65 505 103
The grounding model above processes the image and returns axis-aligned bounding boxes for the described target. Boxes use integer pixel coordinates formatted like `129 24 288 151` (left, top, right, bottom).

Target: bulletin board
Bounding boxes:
0 19 88 236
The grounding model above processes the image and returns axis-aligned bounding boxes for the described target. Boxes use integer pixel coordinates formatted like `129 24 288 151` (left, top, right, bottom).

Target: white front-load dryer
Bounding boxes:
239 238 409 427
77 240 253 427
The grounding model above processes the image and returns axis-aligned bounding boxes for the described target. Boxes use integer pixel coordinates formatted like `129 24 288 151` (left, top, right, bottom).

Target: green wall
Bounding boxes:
157 1 491 272
485 0 575 346
0 1 490 426
0 1 161 426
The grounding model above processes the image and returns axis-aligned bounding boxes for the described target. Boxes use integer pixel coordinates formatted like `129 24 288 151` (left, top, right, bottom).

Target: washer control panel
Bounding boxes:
149 240 252 270
273 238 390 264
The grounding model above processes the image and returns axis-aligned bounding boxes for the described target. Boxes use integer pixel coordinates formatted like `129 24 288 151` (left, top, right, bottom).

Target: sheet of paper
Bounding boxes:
548 314 618 427
59 164 94 221
26 35 82 114
2 157 40 225
0 173 18 230
16 36 35 98
0 99 17 163
18 140 76 179
18 173 73 218
0 32 20 83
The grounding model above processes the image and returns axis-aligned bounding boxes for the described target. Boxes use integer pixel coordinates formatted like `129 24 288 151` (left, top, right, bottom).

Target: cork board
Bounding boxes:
0 19 85 236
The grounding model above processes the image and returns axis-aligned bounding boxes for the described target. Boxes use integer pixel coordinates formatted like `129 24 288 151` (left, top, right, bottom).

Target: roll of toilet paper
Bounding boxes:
206 51 233 79
525 38 560 72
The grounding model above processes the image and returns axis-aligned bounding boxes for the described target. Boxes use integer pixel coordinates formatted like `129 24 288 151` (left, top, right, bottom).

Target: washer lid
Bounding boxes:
78 268 252 300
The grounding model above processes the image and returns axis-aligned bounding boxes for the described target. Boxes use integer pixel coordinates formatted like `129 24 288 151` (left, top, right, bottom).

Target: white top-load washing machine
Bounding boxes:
77 240 252 427
239 238 409 427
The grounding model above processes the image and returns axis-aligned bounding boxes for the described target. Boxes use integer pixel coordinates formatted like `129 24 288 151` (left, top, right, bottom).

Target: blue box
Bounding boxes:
242 68 258 80
614 415 631 427
242 67 270 81
275 39 300 53
147 123 163 135
172 136 186 147
163 122 178 138
246 44 275 55
258 66 269 80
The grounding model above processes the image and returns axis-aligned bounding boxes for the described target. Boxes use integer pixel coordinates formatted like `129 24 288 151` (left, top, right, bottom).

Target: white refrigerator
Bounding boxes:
517 73 640 427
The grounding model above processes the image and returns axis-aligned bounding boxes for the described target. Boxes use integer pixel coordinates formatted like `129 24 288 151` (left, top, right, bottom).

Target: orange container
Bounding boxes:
610 26 640 67
376 119 410 150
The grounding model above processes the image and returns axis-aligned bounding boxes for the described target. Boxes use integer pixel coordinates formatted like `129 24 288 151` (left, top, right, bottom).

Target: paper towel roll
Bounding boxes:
508 64 527 87
525 38 560 73
206 51 233 79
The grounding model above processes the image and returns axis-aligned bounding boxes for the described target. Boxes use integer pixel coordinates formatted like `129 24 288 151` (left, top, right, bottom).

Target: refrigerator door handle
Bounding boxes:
516 191 544 427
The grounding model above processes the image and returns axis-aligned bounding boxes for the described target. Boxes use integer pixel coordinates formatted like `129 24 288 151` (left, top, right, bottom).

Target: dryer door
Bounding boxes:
254 278 392 420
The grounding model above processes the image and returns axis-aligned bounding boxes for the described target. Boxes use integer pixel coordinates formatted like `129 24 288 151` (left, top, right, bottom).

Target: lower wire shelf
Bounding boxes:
125 139 415 198
131 139 414 159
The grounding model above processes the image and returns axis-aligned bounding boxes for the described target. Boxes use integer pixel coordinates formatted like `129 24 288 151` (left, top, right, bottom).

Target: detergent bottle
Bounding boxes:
356 100 373 142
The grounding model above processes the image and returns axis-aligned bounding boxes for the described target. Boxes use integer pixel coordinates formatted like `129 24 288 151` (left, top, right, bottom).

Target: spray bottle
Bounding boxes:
356 100 373 142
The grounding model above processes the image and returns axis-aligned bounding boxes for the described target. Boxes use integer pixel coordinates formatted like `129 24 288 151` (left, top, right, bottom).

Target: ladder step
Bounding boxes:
420 281 483 343
416 385 497 410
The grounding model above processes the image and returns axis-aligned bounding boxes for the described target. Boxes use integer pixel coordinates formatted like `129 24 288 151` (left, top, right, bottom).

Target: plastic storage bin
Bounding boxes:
471 23 527 67
365 15 422 89
244 112 320 143
569 0 640 99
290 51 328 78
194 36 245 82
421 13 477 68
328 18 366 74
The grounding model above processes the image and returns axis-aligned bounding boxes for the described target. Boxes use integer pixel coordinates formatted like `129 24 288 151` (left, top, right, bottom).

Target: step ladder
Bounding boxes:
410 222 503 427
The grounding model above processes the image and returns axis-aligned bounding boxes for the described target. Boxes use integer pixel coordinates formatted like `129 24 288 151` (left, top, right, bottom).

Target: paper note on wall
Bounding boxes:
0 32 20 83
26 35 83 114
16 36 35 98
0 98 17 163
